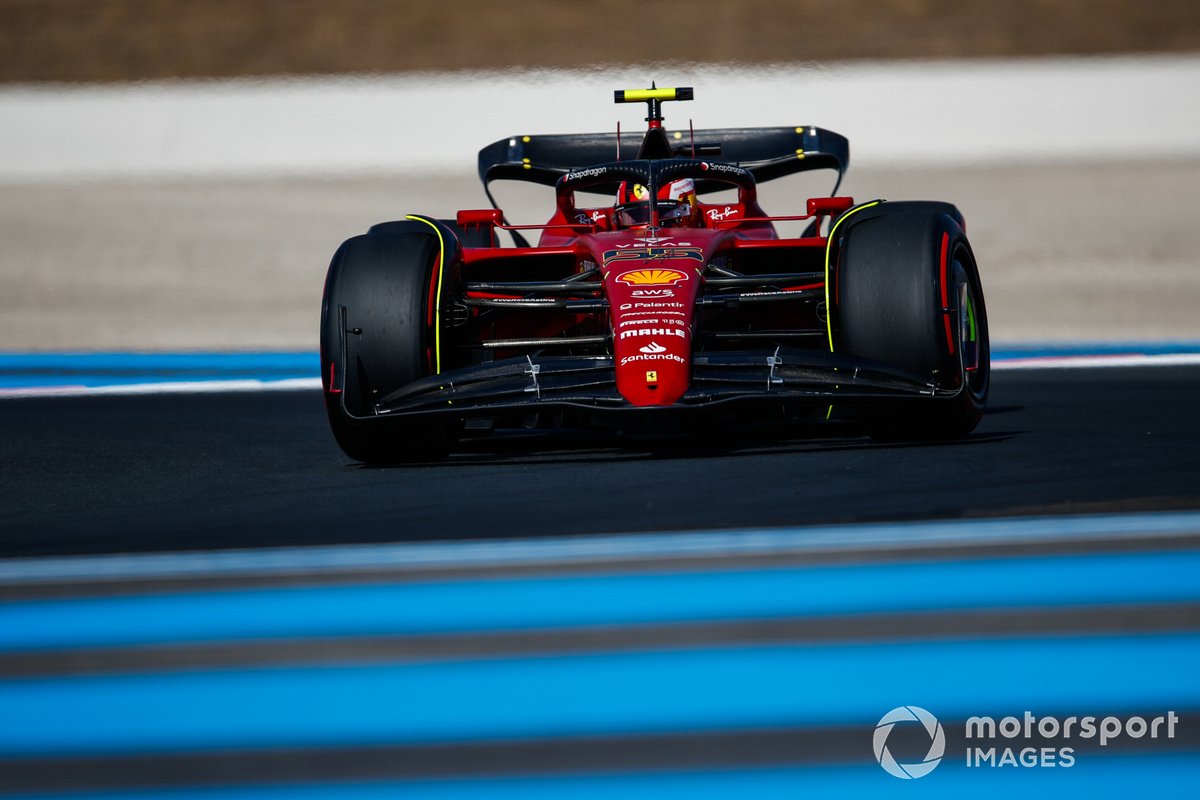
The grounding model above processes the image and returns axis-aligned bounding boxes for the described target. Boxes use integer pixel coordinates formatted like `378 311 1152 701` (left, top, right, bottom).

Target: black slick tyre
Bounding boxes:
833 202 989 441
320 224 451 463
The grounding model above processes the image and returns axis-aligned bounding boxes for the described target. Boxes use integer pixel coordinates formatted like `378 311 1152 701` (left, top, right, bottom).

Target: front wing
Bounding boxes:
334 348 962 424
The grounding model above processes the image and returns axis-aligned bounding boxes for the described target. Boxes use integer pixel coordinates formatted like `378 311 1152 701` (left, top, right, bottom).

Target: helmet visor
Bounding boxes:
615 200 692 228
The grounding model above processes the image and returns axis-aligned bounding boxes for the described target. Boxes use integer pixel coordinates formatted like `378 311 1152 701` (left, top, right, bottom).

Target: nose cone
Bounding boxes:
605 263 699 406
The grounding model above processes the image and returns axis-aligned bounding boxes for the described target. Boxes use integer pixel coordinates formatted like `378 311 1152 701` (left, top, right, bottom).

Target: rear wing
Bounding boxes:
477 126 850 199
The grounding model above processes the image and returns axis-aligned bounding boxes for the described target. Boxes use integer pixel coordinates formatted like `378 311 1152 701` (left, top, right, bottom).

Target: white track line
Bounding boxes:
0 378 321 399
993 353 1200 370
1 511 1199 585
2 353 1197 399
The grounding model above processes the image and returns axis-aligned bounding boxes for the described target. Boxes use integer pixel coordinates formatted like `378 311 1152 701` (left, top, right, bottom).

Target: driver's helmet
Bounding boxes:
614 178 698 229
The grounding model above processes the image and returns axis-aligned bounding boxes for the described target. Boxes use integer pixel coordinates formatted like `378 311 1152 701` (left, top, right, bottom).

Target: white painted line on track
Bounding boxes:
992 353 1200 370
3 352 1199 398
0 378 322 399
2 511 1198 585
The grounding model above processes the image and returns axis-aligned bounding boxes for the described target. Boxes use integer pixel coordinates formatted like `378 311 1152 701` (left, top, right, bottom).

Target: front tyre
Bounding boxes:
833 202 989 441
320 225 452 463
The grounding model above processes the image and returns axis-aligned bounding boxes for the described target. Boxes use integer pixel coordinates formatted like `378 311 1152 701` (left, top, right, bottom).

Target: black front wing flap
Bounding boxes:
347 348 957 423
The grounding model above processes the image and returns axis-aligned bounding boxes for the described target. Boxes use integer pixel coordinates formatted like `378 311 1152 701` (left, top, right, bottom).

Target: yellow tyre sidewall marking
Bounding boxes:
823 200 882 352
404 215 446 375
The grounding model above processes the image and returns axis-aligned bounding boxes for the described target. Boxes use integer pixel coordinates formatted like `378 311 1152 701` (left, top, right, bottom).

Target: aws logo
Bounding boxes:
615 268 690 287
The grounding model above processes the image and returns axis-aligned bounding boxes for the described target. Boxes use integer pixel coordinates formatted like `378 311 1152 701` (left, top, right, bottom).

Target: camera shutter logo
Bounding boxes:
874 706 945 779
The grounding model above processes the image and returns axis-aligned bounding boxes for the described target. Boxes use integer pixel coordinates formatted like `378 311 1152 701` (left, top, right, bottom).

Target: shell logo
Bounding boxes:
616 269 688 286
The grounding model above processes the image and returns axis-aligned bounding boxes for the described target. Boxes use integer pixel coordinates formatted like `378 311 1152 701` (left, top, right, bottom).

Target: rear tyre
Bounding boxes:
320 224 452 463
834 202 989 441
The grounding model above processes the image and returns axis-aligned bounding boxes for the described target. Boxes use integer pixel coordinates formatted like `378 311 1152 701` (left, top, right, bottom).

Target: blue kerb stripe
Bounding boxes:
3 754 1200 800
0 633 1196 755
0 352 319 388
2 550 1199 652
2 342 1200 386
3 343 1200 369
0 352 317 370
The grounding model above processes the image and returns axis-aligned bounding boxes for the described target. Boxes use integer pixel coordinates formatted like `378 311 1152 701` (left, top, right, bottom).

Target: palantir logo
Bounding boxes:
874 706 946 779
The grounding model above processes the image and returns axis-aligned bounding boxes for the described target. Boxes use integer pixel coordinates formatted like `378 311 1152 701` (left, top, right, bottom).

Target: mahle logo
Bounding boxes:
874 706 945 779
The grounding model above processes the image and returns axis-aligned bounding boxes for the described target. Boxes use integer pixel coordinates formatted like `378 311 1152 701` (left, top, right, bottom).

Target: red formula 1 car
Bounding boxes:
321 86 989 462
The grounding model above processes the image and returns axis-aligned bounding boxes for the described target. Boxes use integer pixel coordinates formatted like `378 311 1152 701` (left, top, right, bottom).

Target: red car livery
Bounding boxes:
320 86 989 462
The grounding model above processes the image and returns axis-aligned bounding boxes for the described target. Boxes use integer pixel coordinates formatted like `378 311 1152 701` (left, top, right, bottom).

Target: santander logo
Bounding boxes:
639 341 667 354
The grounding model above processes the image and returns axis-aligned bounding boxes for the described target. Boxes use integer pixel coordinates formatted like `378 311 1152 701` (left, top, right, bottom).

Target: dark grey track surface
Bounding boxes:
3 366 1199 558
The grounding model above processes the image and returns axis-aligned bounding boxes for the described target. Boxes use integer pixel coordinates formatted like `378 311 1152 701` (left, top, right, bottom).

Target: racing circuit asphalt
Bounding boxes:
2 363 1199 797
3 364 1198 557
